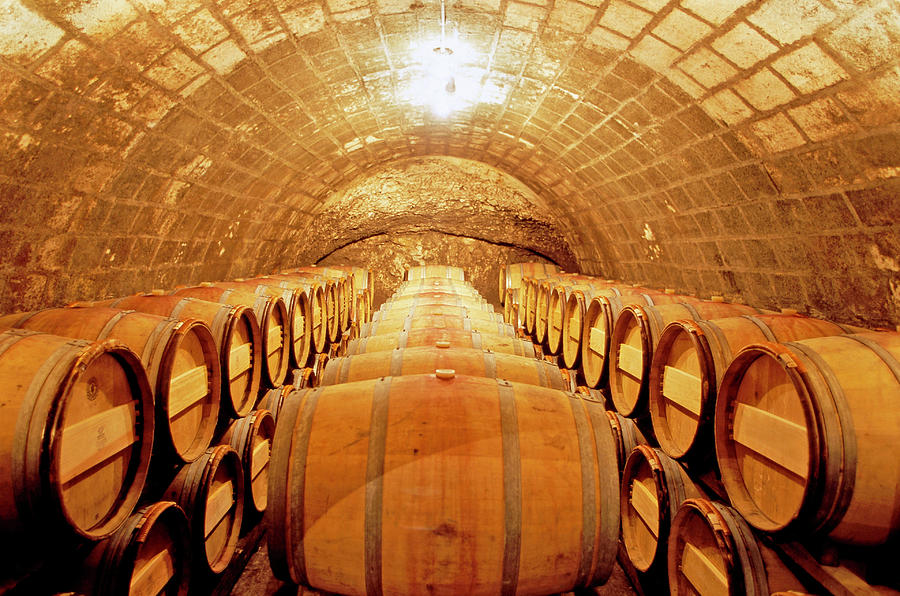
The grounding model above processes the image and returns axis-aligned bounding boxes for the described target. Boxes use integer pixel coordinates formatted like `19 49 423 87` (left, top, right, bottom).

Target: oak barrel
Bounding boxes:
714 333 900 545
164 444 244 574
251 277 337 348
80 500 191 596
604 410 648 473
403 265 466 281
267 373 620 594
503 289 521 328
546 282 620 357
621 446 701 574
281 268 358 331
0 307 220 463
171 286 290 389
395 279 479 296
372 304 502 324
320 346 566 389
0 331 153 540
347 328 536 357
649 314 849 465
560 286 634 371
215 281 315 367
609 301 759 418
360 316 515 338
498 262 560 305
384 291 489 310
221 410 275 515
260 384 294 424
85 295 262 418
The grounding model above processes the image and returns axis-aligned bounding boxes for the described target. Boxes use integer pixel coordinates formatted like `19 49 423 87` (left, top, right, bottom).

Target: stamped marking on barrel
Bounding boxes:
130 542 175 596
168 365 209 417
630 480 660 537
617 343 643 379
267 325 283 354
662 366 702 416
229 343 252 380
589 327 605 355
681 542 728 594
59 402 137 484
205 481 235 537
732 404 809 478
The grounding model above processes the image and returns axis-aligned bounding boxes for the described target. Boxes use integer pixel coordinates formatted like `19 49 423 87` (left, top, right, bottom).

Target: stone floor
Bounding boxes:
231 543 640 596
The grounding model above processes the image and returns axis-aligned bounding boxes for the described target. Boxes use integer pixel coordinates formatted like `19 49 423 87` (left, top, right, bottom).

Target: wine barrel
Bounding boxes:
360 316 515 338
278 273 352 335
281 267 360 329
395 279 478 296
0 307 220 463
355 291 370 325
214 281 315 368
580 290 696 390
170 286 290 389
504 289 522 328
498 262 560 305
604 410 648 472
384 291 489 310
372 304 502 325
649 314 849 465
347 329 536 357
320 346 567 389
267 373 621 594
260 385 293 424
667 499 804 596
621 446 702 575
164 444 244 574
78 295 262 418
0 330 153 540
221 410 275 515
80 501 191 596
715 333 900 545
404 265 466 281
252 277 338 348
546 282 617 357
609 301 759 418
560 286 635 371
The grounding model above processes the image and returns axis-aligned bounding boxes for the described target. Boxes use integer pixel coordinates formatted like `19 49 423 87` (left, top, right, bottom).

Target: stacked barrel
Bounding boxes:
266 264 627 595
0 264 371 595
503 262 900 595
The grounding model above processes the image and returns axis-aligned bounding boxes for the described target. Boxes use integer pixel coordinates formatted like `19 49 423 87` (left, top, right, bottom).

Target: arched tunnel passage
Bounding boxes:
0 0 894 327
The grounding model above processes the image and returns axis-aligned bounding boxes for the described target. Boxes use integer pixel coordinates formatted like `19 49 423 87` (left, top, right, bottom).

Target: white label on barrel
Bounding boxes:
732 403 809 478
229 343 253 379
662 366 702 416
168 365 209 416
130 543 176 596
267 324 283 354
59 402 138 484
630 480 660 537
681 542 728 594
617 343 644 379
205 481 235 537
589 328 605 355
251 440 270 479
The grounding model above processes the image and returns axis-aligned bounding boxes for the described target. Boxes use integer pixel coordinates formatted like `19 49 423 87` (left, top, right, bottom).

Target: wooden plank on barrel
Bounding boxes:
168 365 209 416
681 542 728 594
551 310 563 331
205 481 235 537
267 325 283 354
662 366 702 416
732 403 809 478
589 327 605 355
130 543 175 596
229 343 252 380
630 480 659 538
251 440 270 479
59 402 137 484
618 343 643 379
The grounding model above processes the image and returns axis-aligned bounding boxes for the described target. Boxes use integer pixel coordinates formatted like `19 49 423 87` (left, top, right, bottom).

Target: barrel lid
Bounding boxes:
609 306 649 416
715 344 812 532
621 447 662 572
668 500 735 596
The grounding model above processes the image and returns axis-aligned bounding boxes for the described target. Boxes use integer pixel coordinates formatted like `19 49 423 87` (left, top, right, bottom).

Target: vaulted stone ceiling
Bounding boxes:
0 0 897 324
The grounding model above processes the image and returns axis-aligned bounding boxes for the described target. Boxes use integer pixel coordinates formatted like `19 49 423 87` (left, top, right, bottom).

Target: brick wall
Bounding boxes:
0 0 896 326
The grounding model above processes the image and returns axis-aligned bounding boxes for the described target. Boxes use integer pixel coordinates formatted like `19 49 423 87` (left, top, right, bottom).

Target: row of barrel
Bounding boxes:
265 269 629 595
501 263 900 593
0 265 374 595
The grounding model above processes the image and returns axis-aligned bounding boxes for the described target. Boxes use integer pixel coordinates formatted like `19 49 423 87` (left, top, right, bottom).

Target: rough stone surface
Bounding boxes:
0 0 896 327
318 230 563 307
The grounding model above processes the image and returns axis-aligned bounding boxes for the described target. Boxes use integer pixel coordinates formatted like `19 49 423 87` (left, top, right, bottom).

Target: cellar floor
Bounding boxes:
231 543 640 595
